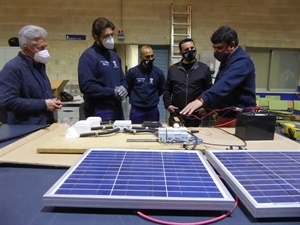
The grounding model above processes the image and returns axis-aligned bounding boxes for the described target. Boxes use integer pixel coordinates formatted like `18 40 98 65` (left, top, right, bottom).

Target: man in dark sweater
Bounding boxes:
0 25 62 125
126 45 165 124
180 26 256 127
163 38 212 127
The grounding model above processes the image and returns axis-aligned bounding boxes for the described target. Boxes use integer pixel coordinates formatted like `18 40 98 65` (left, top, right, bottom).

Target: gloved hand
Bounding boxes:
114 86 120 98
116 85 128 98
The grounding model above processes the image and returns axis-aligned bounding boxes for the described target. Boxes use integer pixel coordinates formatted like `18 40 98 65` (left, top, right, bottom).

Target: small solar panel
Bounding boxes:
43 149 234 211
205 150 300 218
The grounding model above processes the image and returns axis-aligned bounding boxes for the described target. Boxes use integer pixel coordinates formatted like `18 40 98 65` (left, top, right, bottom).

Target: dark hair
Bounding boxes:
92 17 115 36
178 38 195 52
210 26 239 46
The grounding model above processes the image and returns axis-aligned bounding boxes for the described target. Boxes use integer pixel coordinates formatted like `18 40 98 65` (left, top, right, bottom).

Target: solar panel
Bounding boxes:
43 149 234 211
205 150 300 218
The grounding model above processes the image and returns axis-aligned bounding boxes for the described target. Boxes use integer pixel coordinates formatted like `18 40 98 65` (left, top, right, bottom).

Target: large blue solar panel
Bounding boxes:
43 149 234 211
205 150 300 218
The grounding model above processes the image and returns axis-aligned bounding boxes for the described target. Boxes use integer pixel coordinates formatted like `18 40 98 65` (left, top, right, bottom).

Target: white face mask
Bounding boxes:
102 36 114 50
34 49 51 64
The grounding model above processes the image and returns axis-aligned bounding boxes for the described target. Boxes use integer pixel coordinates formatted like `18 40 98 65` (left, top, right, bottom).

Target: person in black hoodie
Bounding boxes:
78 17 128 122
163 38 212 127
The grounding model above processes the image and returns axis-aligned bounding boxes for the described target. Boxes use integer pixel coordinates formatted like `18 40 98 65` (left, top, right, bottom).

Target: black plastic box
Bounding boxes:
235 112 276 140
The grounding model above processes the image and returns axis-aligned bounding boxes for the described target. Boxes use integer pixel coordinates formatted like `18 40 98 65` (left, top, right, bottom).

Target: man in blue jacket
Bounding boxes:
0 25 62 125
126 45 165 124
78 17 128 122
180 26 256 127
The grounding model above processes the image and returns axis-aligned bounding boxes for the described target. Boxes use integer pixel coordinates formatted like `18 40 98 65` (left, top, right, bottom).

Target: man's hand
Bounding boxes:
114 86 128 99
46 98 62 112
195 107 206 116
167 105 178 113
180 99 203 115
117 85 128 98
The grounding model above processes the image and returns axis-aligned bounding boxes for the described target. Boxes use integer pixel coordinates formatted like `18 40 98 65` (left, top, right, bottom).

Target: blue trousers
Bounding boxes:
85 103 124 122
130 106 159 124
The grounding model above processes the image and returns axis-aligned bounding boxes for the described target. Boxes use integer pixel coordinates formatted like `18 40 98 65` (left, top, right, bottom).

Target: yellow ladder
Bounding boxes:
170 4 192 65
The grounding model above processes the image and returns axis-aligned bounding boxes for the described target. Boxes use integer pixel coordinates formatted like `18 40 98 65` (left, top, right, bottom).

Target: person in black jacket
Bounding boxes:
180 26 256 127
163 38 212 127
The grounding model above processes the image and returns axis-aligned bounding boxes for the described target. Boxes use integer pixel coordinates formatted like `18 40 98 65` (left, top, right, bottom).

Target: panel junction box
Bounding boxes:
113 120 132 131
158 127 188 143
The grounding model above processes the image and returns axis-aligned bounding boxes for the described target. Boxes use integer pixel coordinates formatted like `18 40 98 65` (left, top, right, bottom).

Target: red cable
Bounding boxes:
182 106 243 121
137 196 238 225
213 119 237 128
181 106 259 123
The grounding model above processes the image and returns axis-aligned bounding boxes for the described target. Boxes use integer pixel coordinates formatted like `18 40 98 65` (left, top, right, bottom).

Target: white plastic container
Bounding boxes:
86 116 102 128
73 120 92 134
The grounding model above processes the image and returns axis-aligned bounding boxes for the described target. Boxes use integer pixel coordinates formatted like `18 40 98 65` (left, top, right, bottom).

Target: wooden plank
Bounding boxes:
1 124 299 167
37 130 207 153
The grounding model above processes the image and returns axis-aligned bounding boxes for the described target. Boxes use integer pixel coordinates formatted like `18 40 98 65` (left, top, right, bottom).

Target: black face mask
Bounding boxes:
143 58 155 68
182 49 197 61
214 50 230 64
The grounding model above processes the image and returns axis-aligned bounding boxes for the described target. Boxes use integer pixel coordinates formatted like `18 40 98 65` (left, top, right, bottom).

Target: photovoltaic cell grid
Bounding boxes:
43 149 234 211
205 150 300 218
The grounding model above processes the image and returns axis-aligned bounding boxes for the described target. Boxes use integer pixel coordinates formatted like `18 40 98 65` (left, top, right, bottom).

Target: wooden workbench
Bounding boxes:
0 123 299 167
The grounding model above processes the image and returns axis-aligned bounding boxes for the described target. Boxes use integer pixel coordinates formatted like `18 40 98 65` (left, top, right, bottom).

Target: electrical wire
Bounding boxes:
177 106 255 149
182 106 259 125
79 128 120 137
123 127 158 134
137 196 239 225
91 125 113 130
132 126 159 130
137 159 239 225
183 131 200 150
201 127 247 149
183 106 239 122
213 119 236 128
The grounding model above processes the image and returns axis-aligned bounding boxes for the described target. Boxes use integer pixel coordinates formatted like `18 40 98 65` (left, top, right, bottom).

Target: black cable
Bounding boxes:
91 125 113 130
131 126 158 130
123 127 157 134
98 127 120 135
79 127 120 137
135 129 158 133
183 131 200 150
201 127 247 149
131 126 143 129
123 128 135 134
79 132 97 137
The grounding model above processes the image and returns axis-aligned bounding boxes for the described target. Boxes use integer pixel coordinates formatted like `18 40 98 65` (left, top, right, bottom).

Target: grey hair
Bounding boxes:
18 25 47 49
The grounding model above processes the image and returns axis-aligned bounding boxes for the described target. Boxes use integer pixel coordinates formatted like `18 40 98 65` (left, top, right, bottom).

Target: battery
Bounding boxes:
235 112 276 140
